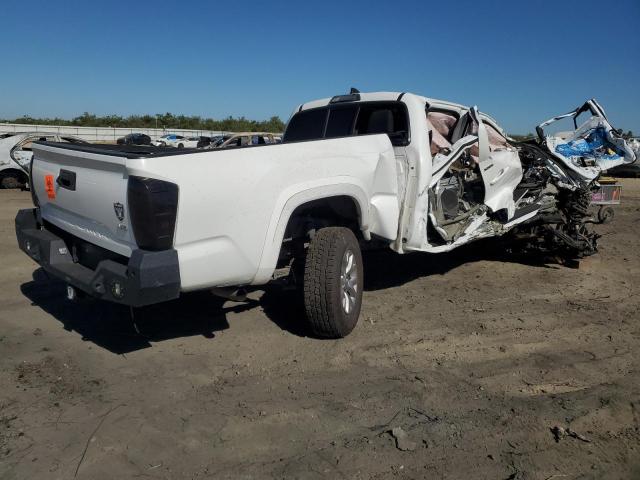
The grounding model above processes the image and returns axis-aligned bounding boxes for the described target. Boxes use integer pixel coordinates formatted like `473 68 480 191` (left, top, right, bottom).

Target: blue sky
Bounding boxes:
1 0 638 134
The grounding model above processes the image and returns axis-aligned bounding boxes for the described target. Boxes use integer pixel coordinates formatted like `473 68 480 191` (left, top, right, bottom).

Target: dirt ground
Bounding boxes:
1 180 639 480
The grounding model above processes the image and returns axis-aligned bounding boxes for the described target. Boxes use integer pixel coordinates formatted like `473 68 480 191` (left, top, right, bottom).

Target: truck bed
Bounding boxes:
28 134 399 291
38 141 278 159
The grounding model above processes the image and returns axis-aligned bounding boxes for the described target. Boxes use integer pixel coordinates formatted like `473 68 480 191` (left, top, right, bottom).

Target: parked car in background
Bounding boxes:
155 134 235 149
196 136 213 148
213 132 278 149
152 134 187 148
179 137 204 149
211 135 232 148
0 132 87 188
117 133 151 146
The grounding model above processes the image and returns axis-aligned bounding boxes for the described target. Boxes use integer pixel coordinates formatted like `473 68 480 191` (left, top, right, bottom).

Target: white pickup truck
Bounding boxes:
15 91 636 337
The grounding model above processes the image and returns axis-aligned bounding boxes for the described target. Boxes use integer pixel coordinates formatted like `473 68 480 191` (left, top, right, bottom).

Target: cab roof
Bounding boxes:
296 91 502 132
298 91 468 112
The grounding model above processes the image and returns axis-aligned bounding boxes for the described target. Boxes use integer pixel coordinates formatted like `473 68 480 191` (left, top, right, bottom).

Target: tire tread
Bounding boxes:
303 227 361 338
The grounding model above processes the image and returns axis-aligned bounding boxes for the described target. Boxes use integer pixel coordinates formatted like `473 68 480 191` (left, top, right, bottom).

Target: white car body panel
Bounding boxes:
180 138 200 148
152 134 188 147
33 134 397 290
475 110 523 219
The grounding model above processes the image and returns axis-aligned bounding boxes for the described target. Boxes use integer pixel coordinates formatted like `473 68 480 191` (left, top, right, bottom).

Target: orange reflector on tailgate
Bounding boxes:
44 174 56 199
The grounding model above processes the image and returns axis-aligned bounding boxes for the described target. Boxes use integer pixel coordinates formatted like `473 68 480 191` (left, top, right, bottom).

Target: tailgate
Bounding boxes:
31 143 136 257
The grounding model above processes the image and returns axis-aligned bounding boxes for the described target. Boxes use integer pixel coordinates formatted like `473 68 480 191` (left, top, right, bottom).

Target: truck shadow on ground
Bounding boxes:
360 237 561 291
20 239 559 354
20 269 249 355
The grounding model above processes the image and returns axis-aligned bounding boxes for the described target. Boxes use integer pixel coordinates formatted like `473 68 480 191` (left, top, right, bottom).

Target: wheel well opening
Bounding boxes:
0 168 28 186
284 195 361 241
277 196 362 267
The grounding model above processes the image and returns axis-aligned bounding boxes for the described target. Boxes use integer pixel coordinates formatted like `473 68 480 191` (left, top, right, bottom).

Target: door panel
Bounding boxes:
471 107 522 219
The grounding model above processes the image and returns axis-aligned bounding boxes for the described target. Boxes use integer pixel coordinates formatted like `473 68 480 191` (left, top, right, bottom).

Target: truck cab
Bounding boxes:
283 91 524 254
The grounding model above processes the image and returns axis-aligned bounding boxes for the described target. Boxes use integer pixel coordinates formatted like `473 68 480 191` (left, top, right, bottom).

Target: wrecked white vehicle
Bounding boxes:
507 99 637 255
15 92 636 338
535 99 636 180
0 132 87 188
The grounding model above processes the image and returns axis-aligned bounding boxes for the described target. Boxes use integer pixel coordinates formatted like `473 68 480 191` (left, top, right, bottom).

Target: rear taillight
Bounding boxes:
127 176 178 251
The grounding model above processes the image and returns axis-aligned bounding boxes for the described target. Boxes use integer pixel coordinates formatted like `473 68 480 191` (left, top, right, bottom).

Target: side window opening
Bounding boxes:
485 123 509 151
465 117 510 150
427 111 458 142
283 101 410 146
354 103 409 145
464 114 478 137
251 135 267 145
427 110 459 156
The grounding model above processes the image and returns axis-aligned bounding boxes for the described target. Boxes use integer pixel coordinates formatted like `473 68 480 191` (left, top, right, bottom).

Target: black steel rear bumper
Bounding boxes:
15 208 181 307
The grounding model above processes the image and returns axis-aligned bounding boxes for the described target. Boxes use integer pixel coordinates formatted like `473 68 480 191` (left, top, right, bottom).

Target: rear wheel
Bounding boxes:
0 171 26 189
177 143 184 149
303 227 363 338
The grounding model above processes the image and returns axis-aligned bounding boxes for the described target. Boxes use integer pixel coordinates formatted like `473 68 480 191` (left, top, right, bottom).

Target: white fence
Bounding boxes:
0 123 228 142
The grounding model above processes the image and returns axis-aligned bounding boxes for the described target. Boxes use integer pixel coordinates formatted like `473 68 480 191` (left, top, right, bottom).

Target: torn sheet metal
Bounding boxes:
537 99 637 179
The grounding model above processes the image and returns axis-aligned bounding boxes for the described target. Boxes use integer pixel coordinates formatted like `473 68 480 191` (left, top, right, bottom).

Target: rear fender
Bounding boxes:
252 183 370 284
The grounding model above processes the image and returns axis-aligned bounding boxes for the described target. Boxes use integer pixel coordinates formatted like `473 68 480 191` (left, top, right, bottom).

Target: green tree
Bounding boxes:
1 112 286 132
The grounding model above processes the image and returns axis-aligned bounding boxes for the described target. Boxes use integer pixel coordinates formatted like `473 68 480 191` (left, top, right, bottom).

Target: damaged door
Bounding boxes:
471 108 523 220
421 106 524 251
423 107 489 248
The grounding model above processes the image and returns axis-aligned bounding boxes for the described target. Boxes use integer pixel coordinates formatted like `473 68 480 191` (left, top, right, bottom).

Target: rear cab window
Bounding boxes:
284 109 327 142
325 106 358 138
283 101 410 146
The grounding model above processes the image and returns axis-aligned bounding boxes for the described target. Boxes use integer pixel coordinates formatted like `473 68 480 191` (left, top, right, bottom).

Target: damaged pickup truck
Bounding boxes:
15 92 636 337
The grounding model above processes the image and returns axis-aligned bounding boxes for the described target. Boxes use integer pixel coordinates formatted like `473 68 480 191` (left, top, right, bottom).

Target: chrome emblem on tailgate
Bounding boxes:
113 202 125 221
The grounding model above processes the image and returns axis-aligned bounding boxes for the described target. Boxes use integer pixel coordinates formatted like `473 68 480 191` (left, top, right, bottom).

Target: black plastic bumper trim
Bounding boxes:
15 208 181 307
